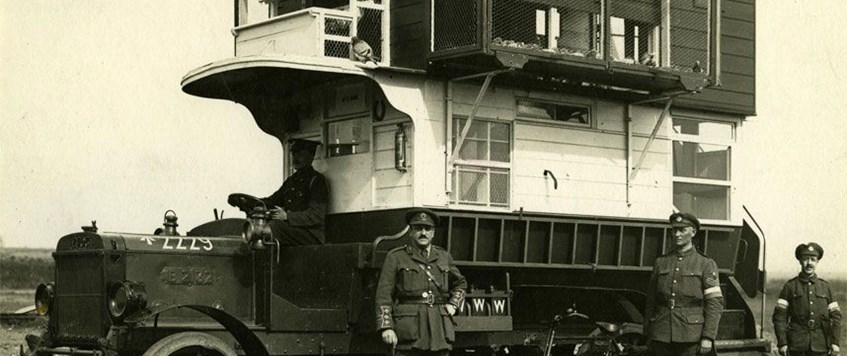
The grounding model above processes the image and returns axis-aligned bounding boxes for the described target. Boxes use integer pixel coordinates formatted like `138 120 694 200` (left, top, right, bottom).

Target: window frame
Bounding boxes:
450 116 513 209
671 115 737 222
515 97 596 129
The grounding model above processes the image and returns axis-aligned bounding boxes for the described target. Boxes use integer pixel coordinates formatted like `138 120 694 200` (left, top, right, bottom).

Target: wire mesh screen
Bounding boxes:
432 0 479 52
491 0 603 58
669 0 709 73
324 16 352 58
609 0 661 66
356 7 384 60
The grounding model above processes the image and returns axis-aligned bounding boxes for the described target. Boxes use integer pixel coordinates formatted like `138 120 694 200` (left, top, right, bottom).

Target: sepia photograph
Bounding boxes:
1 0 845 355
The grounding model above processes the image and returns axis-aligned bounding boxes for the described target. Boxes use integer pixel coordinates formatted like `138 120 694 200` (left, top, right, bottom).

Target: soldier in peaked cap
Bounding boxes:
375 208 467 355
645 213 724 356
773 242 841 356
260 139 328 245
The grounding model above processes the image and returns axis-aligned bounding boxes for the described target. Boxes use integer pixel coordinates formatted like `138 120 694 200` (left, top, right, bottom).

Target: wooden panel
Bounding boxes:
526 222 550 263
502 220 526 263
722 18 754 39
476 219 501 262
620 226 643 266
672 0 755 115
722 0 754 21
550 223 575 264
450 217 475 261
721 35 754 58
597 225 620 266
574 224 598 264
642 227 665 266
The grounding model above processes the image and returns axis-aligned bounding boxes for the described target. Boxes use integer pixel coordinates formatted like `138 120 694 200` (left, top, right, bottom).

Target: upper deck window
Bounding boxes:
516 99 592 127
672 117 735 220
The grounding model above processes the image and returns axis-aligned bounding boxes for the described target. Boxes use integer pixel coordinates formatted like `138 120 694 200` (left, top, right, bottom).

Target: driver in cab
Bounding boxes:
260 138 328 245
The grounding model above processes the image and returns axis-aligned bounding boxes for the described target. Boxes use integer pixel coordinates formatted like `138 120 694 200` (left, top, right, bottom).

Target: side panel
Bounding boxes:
675 0 756 114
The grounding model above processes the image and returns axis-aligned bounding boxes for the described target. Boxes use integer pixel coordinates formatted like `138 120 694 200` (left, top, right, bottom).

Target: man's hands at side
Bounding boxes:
445 304 457 316
381 329 397 346
699 339 713 355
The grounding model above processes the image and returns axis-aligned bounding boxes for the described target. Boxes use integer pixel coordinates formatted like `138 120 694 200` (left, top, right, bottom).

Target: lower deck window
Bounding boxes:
451 117 511 208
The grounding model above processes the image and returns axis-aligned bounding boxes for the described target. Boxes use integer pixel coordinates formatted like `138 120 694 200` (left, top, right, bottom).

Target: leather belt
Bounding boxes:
398 295 448 305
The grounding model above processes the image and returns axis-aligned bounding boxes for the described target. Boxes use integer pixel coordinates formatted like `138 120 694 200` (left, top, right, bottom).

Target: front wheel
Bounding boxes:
142 331 237 356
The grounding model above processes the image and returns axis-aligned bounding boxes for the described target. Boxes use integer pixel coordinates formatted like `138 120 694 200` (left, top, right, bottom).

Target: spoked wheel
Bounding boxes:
142 332 237 356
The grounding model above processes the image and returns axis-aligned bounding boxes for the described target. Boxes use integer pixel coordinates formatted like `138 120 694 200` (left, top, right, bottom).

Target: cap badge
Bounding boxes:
809 246 815 251
675 216 683 222
420 213 428 220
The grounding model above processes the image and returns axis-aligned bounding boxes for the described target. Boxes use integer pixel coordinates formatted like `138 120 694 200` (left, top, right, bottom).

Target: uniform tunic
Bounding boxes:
773 274 842 354
645 248 724 344
375 245 467 352
262 166 328 245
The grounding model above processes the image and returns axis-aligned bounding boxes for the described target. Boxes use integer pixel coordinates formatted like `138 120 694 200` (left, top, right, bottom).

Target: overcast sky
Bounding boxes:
1 1 846 278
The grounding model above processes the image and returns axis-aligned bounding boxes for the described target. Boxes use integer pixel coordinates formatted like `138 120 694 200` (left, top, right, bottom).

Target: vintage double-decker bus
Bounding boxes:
25 0 768 355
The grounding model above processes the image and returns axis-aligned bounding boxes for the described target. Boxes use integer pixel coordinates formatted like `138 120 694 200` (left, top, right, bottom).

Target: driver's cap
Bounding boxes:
289 139 322 154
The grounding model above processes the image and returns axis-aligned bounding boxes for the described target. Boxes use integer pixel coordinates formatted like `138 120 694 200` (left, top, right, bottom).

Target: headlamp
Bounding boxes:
107 281 147 322
34 282 55 316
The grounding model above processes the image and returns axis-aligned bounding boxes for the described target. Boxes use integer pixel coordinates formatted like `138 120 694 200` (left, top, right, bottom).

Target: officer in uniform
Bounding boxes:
375 208 467 356
645 213 724 356
261 138 328 245
773 243 841 356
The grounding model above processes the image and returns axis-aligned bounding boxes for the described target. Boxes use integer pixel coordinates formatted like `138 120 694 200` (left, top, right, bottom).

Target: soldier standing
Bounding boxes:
645 213 724 356
261 138 328 245
773 243 841 356
375 208 467 356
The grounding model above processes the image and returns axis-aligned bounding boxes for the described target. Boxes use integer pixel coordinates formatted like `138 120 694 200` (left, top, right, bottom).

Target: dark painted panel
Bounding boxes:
723 18 754 38
721 19 756 40
717 72 755 93
721 35 754 58
723 1 755 21
721 54 754 75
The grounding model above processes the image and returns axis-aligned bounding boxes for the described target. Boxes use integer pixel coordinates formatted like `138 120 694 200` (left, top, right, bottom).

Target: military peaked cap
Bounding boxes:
670 212 700 231
405 208 440 227
795 242 824 260
289 139 322 153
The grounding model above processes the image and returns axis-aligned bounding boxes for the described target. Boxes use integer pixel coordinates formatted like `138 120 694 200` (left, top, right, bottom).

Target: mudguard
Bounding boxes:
126 304 269 356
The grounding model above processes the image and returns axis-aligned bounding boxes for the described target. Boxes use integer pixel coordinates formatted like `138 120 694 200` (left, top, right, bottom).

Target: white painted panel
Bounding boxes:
375 186 413 208
236 14 320 57
322 153 372 212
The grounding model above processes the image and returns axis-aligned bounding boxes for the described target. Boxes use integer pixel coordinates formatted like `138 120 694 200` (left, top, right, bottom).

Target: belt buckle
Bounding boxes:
422 291 434 305
808 319 816 328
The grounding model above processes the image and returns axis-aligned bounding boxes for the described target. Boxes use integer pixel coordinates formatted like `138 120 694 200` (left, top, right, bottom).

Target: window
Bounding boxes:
451 118 511 207
326 116 371 157
516 99 591 126
672 117 735 220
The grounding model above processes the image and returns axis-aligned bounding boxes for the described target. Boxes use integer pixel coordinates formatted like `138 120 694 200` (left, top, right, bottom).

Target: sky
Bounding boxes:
1 1 846 278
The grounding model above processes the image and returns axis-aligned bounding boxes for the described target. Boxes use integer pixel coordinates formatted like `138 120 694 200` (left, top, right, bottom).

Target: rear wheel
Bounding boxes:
142 331 237 356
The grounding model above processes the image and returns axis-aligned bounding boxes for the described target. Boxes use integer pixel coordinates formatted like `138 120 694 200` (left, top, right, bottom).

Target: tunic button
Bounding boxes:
428 278 433 281
678 257 683 261
675 268 680 271
672 293 676 296
811 312 815 315
673 280 677 284
427 266 432 270
810 301 814 304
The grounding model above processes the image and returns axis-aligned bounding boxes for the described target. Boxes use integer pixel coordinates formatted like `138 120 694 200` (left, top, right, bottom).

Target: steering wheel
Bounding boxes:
227 193 267 214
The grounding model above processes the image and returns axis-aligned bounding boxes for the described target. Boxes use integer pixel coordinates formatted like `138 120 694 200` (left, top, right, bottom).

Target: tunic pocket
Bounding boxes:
399 268 421 291
684 312 705 324
394 307 419 342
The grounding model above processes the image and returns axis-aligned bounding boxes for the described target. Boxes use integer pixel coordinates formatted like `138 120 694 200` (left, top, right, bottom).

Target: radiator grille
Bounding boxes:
55 254 107 342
